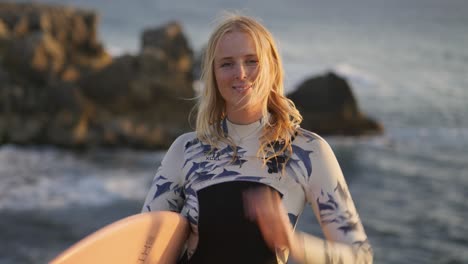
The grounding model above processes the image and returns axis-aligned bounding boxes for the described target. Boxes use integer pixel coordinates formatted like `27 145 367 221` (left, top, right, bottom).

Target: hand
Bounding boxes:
243 186 299 253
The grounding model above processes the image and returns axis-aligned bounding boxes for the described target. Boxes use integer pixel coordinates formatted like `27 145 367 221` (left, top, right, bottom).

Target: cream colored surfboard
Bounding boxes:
50 211 189 264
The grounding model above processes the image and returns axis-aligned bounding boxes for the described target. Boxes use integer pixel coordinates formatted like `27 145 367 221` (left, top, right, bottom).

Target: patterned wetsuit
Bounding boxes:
142 118 373 263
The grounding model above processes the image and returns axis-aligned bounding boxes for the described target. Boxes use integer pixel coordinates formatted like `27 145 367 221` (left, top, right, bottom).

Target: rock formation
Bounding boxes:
288 72 383 135
0 3 194 148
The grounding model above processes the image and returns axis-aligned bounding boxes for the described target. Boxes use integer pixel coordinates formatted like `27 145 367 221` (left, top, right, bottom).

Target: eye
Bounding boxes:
246 59 258 66
220 62 233 68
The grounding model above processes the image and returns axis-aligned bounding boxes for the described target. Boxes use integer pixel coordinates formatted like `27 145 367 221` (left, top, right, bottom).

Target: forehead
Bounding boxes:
214 30 257 59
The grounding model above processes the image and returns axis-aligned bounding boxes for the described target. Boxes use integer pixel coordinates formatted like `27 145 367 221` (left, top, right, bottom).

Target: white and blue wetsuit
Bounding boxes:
142 118 373 263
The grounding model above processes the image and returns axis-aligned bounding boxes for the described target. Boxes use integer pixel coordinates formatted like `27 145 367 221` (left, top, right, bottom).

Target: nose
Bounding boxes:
234 64 247 80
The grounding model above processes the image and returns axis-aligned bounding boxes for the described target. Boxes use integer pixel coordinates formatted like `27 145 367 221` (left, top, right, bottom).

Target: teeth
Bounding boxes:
233 85 250 92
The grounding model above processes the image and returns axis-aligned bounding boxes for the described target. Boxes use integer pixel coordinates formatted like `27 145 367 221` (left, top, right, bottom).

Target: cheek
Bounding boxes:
213 70 228 101
251 66 260 79
215 70 231 88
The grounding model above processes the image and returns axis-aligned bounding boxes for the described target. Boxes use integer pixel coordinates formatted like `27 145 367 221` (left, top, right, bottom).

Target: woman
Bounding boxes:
142 14 373 264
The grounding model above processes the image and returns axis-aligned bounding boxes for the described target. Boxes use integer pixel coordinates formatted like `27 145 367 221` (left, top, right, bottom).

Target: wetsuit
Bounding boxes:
142 118 373 263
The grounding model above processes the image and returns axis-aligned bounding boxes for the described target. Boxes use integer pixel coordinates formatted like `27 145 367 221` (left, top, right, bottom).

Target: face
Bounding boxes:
214 31 260 112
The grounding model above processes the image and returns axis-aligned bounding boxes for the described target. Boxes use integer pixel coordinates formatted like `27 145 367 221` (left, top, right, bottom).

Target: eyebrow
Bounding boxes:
217 54 258 61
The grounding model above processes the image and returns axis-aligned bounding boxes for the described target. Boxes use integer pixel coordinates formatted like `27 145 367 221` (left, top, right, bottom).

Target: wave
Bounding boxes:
0 145 162 211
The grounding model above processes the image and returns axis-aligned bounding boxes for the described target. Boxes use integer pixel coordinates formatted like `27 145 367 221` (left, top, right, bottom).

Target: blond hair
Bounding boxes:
196 14 302 164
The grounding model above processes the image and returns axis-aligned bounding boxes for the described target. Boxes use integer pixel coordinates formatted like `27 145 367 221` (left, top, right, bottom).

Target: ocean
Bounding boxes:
1 0 468 263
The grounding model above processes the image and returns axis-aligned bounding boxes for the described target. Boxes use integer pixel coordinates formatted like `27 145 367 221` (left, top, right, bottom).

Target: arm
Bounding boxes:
296 136 373 264
243 135 372 264
141 135 187 213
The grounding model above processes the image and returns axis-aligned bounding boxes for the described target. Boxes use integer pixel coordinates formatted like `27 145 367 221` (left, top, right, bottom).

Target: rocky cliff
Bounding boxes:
0 3 194 148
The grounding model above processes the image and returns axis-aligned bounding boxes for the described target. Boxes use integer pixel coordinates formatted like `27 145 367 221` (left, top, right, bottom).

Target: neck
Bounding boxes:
225 105 263 125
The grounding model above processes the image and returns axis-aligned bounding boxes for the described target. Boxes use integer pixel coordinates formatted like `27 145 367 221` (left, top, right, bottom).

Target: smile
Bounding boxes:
232 84 252 92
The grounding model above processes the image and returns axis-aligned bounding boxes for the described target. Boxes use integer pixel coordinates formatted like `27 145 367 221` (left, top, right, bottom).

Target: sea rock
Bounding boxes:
0 19 8 38
4 31 65 84
0 2 107 147
142 22 193 73
288 72 383 135
79 21 194 112
77 21 194 148
0 2 111 84
0 3 194 149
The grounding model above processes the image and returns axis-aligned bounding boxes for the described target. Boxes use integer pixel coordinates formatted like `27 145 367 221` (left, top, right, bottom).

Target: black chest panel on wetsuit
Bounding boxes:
185 181 278 264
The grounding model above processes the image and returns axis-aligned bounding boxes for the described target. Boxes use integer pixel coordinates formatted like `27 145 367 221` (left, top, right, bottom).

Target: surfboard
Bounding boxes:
50 211 189 264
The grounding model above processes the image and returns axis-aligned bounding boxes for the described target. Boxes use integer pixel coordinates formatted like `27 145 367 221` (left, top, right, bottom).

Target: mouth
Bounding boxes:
232 84 252 93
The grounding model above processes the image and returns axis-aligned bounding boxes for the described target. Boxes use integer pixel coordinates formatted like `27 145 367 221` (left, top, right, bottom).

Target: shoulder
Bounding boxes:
294 128 330 149
166 131 198 154
160 132 199 166
292 128 339 160
173 131 198 146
